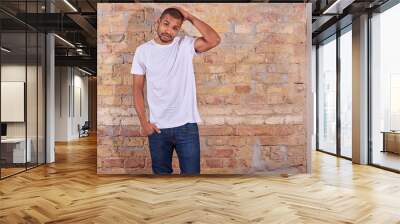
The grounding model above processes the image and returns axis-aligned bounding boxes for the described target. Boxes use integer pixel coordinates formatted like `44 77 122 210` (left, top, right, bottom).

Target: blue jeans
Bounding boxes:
148 122 200 175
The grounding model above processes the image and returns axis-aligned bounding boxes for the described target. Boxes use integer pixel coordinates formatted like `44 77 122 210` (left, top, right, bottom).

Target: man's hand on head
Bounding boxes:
171 6 221 54
174 6 192 22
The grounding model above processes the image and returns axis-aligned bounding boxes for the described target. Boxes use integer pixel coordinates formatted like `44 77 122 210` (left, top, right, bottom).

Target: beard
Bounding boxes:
158 32 172 43
156 25 173 43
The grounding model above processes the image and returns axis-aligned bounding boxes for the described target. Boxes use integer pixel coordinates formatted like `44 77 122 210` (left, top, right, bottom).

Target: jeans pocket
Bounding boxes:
184 123 199 135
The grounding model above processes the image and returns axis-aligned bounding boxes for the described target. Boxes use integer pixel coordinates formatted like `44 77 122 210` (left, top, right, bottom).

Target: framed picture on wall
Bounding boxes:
1 81 25 122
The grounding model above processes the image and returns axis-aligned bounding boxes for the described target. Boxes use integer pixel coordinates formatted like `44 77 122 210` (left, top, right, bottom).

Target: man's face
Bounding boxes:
156 14 183 43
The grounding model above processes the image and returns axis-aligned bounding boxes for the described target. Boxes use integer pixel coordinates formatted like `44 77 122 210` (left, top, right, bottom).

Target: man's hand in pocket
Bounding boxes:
143 121 161 136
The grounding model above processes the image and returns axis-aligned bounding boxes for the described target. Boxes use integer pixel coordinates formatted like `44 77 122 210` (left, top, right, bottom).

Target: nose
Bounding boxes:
165 29 173 36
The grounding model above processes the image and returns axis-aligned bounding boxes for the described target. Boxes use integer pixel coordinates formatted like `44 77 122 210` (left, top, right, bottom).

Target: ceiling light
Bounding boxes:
1 47 11 53
322 0 354 15
63 0 78 12
54 34 75 48
78 67 93 76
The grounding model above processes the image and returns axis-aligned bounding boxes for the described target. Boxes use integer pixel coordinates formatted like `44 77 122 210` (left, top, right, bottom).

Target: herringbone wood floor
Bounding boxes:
0 134 399 224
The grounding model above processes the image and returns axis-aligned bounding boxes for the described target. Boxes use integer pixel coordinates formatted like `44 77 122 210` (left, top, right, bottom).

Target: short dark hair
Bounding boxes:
160 8 184 22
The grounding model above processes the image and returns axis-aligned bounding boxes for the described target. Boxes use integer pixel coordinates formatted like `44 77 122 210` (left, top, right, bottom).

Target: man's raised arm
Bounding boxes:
175 7 221 53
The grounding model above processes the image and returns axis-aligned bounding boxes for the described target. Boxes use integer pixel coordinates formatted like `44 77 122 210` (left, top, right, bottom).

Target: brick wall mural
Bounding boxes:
97 3 311 174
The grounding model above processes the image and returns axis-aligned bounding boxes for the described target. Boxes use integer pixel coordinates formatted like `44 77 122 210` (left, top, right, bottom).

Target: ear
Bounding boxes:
155 18 160 26
153 20 159 32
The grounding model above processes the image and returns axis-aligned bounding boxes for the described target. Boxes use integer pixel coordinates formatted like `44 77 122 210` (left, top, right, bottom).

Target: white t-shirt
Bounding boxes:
131 35 203 129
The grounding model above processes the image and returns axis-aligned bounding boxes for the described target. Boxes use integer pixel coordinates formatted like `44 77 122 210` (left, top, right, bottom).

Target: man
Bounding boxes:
131 7 221 175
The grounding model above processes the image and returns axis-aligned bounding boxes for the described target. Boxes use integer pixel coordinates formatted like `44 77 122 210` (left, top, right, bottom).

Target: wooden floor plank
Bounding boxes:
0 134 399 223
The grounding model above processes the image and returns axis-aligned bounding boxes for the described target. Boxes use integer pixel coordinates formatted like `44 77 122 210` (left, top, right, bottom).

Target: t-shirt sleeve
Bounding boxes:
185 35 201 56
131 47 146 75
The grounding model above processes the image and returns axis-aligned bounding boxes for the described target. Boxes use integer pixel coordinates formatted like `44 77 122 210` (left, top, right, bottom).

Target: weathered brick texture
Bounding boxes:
97 3 310 174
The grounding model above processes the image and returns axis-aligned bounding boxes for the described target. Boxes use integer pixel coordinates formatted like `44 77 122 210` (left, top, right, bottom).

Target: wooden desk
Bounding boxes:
1 138 32 163
381 131 400 154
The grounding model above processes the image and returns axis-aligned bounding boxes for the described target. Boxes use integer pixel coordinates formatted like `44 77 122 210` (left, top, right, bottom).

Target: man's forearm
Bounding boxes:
133 91 148 126
187 15 220 45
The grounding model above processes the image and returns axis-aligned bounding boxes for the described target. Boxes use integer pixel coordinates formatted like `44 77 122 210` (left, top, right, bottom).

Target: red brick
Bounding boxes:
233 105 274 115
97 125 120 137
114 85 132 96
206 136 228 146
117 147 147 157
199 125 234 136
225 158 238 168
205 159 224 168
270 146 288 162
97 145 118 157
235 85 251 94
204 53 224 64
113 4 144 13
101 76 122 85
102 158 125 168
224 95 241 105
123 137 144 146
113 64 131 75
121 96 133 106
215 148 235 158
258 135 305 146
101 96 122 106
98 85 114 96
98 43 112 53
120 125 141 137
198 86 236 95
242 95 267 105
234 125 296 136
125 158 145 168
104 54 124 64
229 137 247 146
204 96 224 105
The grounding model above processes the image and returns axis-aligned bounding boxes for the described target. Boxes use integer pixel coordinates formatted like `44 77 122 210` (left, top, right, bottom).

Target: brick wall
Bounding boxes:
97 3 311 174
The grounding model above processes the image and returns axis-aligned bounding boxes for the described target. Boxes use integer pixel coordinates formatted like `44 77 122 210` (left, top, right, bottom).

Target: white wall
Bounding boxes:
1 64 46 164
72 73 89 138
46 32 55 163
1 65 26 137
312 45 316 151
55 66 69 141
54 67 89 141
1 65 39 138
